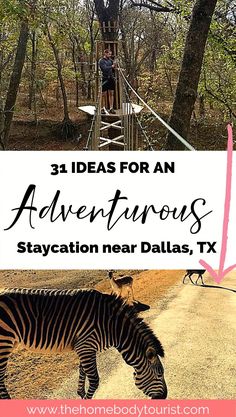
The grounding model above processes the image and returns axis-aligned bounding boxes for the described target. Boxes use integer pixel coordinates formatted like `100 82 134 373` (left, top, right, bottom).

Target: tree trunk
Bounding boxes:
199 94 205 118
0 49 3 91
28 0 37 119
166 0 217 150
87 11 95 100
46 25 77 139
87 50 94 100
0 99 5 150
28 30 38 115
120 18 131 74
3 20 29 148
47 25 70 122
94 0 119 24
71 40 80 107
94 0 119 41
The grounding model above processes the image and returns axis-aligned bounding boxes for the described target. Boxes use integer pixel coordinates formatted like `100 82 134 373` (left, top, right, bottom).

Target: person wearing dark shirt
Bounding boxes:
99 49 116 114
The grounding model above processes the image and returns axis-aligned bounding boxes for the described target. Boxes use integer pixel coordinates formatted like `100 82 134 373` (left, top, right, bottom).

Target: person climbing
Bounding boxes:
99 49 116 115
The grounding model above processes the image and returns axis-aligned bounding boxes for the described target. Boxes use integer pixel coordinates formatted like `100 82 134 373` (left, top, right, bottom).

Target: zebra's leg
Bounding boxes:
79 353 99 399
77 364 86 399
0 339 14 399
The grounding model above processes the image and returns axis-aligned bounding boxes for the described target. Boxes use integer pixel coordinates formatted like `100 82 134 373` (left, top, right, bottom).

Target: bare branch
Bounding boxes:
130 0 177 13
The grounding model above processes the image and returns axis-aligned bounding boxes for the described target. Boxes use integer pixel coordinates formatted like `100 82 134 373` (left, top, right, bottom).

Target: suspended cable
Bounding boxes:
122 80 154 150
118 62 195 151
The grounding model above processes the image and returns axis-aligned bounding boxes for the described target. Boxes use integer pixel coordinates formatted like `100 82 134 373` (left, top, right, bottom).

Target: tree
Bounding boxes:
166 0 218 149
201 0 236 118
0 98 5 149
85 0 97 99
3 6 29 149
120 3 174 90
94 0 120 40
40 0 77 139
28 0 38 117
94 0 120 23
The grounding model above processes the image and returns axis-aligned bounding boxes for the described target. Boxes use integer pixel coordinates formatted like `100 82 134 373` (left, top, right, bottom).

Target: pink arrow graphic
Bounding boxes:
199 124 236 284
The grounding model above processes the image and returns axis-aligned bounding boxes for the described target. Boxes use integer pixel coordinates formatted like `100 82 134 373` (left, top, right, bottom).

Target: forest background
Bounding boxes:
0 0 235 150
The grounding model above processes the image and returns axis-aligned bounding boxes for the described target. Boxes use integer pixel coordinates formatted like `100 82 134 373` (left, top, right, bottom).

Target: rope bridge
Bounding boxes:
83 62 195 152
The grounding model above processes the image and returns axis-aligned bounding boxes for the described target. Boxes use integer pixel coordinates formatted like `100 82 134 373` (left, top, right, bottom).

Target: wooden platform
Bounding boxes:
79 104 143 116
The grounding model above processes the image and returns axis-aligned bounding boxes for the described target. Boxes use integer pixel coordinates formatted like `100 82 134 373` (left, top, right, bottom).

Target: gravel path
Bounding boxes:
50 273 236 400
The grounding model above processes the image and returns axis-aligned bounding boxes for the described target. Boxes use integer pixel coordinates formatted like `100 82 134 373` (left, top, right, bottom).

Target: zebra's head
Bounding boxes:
110 294 167 399
133 346 167 399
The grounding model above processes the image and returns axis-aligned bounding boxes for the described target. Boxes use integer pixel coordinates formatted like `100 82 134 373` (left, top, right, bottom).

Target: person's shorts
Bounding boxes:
102 77 115 92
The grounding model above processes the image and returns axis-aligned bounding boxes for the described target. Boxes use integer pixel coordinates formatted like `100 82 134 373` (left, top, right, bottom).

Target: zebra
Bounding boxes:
0 288 167 399
183 269 206 285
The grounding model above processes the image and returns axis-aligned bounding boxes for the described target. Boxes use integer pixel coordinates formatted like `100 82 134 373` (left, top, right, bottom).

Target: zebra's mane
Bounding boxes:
1 287 164 357
107 292 165 358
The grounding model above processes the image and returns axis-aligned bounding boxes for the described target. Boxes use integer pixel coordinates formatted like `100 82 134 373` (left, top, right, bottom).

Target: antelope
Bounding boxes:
108 270 135 302
183 269 206 285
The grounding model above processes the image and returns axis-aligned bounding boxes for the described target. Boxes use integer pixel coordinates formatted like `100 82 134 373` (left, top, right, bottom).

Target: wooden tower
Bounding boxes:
79 20 143 150
95 20 121 110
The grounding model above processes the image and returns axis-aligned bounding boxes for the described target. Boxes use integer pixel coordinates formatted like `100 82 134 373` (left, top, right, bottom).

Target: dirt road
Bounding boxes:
51 272 236 400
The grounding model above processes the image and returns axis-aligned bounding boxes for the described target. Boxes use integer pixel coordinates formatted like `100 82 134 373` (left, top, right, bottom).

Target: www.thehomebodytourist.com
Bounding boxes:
25 403 209 416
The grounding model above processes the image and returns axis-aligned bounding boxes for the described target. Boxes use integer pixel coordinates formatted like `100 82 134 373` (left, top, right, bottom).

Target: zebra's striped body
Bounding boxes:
0 288 167 399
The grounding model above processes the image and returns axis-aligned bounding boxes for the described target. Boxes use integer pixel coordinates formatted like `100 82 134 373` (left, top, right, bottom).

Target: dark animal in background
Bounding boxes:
183 269 206 285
